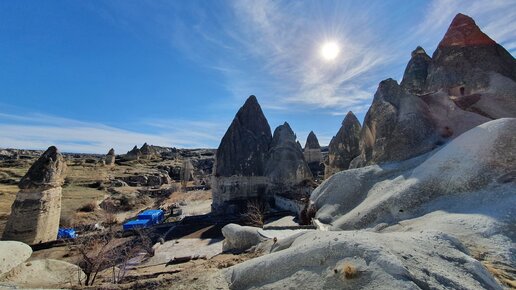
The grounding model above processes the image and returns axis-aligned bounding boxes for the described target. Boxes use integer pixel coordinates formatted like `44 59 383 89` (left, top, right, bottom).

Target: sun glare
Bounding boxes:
320 41 340 61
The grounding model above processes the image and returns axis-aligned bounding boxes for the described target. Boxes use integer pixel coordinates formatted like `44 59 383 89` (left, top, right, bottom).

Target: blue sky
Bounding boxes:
0 0 515 153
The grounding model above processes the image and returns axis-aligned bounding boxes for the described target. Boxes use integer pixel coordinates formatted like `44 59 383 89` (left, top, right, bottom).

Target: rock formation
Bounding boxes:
125 145 141 161
350 13 516 168
303 131 324 177
400 46 431 95
105 148 115 166
265 122 313 198
212 95 272 214
3 146 67 244
350 80 438 168
324 112 361 178
140 143 155 160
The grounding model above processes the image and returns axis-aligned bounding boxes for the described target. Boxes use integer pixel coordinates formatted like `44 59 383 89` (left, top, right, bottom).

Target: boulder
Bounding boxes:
0 259 84 288
265 122 313 198
3 146 67 244
0 241 32 278
325 111 361 177
222 224 266 253
212 96 272 213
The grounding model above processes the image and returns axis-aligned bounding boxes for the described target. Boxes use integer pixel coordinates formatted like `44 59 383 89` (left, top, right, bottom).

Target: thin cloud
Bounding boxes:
0 113 223 153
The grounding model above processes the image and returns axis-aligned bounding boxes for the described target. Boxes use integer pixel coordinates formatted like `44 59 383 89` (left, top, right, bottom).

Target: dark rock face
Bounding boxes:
212 96 272 213
18 146 66 190
304 131 321 149
214 95 272 177
107 148 115 156
351 80 438 168
265 122 313 197
324 112 361 177
400 46 431 95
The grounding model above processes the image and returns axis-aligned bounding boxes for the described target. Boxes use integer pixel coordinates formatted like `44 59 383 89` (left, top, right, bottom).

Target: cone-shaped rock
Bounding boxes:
400 46 431 95
425 13 516 118
3 146 67 244
105 148 115 166
125 145 141 161
265 122 313 197
324 112 361 178
212 95 272 213
350 80 438 168
303 131 323 177
140 143 155 160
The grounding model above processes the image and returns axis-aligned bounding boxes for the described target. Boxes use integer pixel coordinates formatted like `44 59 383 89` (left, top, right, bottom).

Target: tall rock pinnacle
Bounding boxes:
212 95 272 213
324 111 361 178
400 46 431 95
3 146 67 244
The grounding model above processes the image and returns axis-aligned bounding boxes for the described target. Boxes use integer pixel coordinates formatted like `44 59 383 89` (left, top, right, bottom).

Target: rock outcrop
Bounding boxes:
140 143 156 160
350 80 438 168
400 46 431 95
3 146 67 244
0 241 32 278
265 122 313 198
105 148 115 166
351 13 516 169
125 145 141 161
212 96 272 214
324 112 361 178
303 131 324 177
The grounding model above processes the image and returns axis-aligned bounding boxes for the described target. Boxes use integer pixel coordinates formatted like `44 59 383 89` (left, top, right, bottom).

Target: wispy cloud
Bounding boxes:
0 112 224 153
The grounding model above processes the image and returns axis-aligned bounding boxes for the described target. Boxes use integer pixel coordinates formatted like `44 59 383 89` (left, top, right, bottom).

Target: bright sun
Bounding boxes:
320 41 340 61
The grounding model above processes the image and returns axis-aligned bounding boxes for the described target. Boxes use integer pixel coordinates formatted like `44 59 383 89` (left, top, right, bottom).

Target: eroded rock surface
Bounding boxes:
303 131 324 177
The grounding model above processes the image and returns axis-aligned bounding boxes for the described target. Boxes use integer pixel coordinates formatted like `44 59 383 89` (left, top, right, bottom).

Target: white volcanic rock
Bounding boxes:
224 231 501 290
0 259 84 288
0 241 32 278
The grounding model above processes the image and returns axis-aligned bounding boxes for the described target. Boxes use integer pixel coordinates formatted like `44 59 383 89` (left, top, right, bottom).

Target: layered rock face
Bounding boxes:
3 146 67 244
265 123 313 197
324 112 361 177
105 148 115 166
212 96 272 213
303 131 323 177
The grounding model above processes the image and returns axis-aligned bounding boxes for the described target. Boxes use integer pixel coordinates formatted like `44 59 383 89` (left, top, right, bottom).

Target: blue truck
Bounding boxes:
123 209 165 231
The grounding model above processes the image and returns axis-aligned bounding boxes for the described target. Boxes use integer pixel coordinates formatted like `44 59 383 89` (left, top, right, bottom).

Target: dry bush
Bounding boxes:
77 201 97 212
242 199 266 227
342 263 358 279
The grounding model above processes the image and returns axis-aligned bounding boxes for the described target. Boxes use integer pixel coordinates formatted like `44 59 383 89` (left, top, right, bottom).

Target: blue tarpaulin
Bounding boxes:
123 219 152 231
58 228 77 239
137 209 164 225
